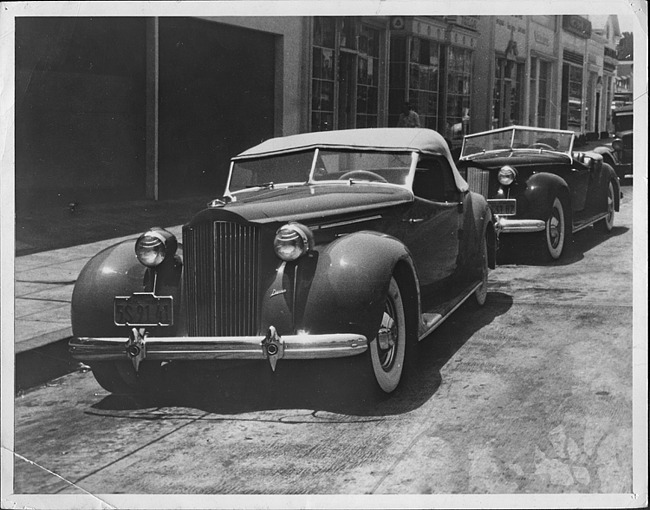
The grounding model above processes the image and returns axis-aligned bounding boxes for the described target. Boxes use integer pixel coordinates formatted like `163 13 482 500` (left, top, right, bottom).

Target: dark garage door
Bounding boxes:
159 18 275 199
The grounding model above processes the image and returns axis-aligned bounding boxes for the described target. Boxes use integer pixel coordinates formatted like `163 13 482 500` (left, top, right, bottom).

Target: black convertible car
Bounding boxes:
458 126 620 260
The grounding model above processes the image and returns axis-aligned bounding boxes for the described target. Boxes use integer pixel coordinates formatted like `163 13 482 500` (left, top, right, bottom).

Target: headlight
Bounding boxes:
135 228 177 267
274 222 313 261
498 166 517 186
612 139 623 152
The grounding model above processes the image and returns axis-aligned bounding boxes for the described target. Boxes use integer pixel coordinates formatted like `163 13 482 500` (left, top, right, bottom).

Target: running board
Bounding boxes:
418 281 482 341
572 212 608 234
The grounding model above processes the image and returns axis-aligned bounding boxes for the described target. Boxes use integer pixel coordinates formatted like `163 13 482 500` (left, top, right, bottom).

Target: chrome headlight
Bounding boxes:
498 165 517 186
612 139 624 152
274 222 314 261
135 228 177 267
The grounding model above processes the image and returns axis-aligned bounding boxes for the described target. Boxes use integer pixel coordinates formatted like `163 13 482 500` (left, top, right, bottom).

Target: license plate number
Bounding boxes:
114 293 173 326
488 199 517 216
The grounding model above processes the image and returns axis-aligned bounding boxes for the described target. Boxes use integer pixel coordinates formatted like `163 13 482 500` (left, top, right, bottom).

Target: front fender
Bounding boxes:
290 232 417 342
468 192 495 269
71 240 182 338
521 173 570 221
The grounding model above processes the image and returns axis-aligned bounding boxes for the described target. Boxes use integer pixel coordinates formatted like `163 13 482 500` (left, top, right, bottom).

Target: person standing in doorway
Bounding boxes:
397 102 421 128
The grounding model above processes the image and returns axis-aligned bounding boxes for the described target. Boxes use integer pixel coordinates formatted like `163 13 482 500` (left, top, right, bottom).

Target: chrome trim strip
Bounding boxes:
69 333 368 361
315 215 383 230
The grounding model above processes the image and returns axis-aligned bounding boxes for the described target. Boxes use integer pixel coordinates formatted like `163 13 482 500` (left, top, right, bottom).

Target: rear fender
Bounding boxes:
287 232 419 342
468 192 495 269
71 240 182 338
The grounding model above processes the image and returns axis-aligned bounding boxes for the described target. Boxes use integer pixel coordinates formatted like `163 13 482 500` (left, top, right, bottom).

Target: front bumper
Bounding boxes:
494 215 546 234
69 327 368 371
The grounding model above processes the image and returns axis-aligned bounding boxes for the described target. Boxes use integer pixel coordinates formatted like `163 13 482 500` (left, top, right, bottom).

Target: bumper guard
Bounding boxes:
495 216 546 234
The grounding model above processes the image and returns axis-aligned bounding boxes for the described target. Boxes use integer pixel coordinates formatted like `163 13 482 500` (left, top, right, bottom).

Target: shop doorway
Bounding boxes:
158 18 275 199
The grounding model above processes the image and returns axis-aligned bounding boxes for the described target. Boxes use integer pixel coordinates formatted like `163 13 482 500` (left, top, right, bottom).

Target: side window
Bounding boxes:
412 157 459 202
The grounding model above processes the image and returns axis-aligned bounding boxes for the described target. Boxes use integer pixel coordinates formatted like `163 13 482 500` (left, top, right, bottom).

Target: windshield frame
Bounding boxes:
225 147 419 195
460 126 576 160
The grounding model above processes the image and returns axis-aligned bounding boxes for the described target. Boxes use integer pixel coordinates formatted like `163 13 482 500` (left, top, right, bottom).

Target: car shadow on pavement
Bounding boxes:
497 225 629 266
91 292 513 418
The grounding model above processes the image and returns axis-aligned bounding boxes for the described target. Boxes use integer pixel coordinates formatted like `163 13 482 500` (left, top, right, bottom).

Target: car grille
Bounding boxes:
183 221 260 336
466 167 491 198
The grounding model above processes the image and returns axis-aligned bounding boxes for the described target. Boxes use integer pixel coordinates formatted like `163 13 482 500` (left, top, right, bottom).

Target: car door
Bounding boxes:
404 156 463 292
559 160 590 213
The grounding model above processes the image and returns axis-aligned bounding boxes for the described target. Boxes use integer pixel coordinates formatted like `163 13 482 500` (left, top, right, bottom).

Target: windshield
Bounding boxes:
229 149 413 192
461 127 575 158
613 112 633 133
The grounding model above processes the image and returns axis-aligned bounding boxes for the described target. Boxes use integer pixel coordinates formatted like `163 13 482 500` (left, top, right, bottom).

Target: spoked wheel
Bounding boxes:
368 277 408 393
596 181 616 232
545 196 568 260
474 234 489 306
90 361 164 394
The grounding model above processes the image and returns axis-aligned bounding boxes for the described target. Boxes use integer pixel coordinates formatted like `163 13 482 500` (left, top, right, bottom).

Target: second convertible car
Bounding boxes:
458 126 620 260
70 128 495 395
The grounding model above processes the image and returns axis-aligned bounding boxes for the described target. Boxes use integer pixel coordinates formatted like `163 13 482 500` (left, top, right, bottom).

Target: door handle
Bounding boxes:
403 218 425 224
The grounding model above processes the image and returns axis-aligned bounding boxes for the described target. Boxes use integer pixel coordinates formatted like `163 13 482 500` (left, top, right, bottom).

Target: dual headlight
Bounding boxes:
498 165 517 186
135 228 178 267
274 222 314 261
136 222 314 267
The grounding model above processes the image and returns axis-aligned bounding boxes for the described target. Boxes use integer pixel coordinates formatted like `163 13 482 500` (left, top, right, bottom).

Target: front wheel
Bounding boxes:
596 181 616 232
545 196 569 260
90 360 164 394
368 277 409 393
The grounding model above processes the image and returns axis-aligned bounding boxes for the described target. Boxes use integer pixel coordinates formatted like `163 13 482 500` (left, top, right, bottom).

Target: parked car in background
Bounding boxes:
70 128 496 396
458 126 620 260
611 104 633 180
589 104 633 182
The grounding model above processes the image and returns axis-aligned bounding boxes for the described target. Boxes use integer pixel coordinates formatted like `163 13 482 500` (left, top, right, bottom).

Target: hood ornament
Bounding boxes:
208 196 234 208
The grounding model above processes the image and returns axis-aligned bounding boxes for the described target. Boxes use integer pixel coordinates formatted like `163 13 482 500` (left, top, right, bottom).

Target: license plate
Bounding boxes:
488 199 517 216
114 293 173 326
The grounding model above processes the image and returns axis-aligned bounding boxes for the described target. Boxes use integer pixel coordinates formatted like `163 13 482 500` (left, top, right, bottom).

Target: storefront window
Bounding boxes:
446 46 472 142
493 57 524 128
407 37 441 130
388 35 408 126
312 17 336 131
566 64 583 130
356 25 380 128
529 57 551 127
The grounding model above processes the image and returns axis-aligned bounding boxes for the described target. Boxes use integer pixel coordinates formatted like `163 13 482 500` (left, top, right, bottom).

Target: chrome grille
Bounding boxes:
183 221 260 336
466 167 490 198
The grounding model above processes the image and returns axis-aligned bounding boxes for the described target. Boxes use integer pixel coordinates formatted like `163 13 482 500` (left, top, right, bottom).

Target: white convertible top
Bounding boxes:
234 128 469 192
236 128 451 158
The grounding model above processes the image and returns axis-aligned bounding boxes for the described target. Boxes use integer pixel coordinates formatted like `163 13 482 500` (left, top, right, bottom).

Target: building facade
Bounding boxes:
15 15 623 206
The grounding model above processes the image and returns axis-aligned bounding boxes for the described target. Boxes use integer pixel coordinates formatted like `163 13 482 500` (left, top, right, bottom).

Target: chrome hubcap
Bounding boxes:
549 212 561 248
377 307 397 370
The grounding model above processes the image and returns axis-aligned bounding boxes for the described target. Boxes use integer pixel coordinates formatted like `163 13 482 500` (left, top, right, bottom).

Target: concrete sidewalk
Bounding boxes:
14 225 182 355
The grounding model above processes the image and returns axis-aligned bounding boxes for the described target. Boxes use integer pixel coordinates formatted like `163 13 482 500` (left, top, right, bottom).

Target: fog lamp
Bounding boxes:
612 139 624 152
274 222 313 261
498 166 517 186
135 228 177 267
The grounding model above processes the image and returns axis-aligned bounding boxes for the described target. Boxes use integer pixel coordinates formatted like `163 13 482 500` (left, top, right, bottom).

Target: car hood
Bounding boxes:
192 183 413 225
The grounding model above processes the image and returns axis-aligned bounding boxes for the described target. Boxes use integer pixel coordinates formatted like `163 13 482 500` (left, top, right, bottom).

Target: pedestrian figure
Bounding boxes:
397 102 421 128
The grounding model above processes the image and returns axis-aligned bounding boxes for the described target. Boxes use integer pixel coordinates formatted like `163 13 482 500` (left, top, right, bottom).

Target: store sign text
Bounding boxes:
562 15 592 38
